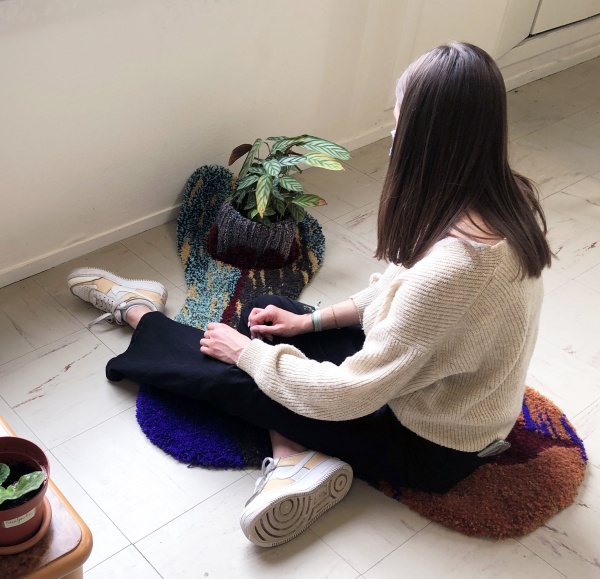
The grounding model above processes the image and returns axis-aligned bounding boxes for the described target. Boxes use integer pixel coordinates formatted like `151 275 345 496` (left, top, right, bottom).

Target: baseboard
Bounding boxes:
499 15 600 90
0 125 394 290
341 123 395 152
0 204 181 289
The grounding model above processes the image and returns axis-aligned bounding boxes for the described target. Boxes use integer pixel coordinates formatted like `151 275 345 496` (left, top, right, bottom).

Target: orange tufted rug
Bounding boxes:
386 387 588 538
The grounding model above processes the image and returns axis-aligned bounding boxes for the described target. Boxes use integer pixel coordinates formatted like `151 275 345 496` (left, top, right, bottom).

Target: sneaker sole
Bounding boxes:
240 460 353 548
67 267 168 303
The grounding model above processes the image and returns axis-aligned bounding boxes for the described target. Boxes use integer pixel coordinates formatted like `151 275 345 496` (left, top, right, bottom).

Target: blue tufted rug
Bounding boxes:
172 164 325 331
136 163 324 468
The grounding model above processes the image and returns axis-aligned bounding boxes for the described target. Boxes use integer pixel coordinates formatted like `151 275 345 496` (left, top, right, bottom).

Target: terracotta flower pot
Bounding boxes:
0 437 50 548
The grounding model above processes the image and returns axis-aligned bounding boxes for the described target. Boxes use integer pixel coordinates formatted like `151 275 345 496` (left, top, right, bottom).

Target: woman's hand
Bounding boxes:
199 323 251 364
248 305 311 341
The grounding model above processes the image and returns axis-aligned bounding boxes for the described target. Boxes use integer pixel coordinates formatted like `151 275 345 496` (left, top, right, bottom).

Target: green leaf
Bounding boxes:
244 196 257 211
301 138 350 160
235 174 259 190
287 203 306 222
248 165 266 175
279 176 303 192
228 143 253 166
280 155 306 166
258 215 275 227
262 158 282 177
0 464 9 486
238 138 264 179
266 136 287 141
255 174 273 218
271 135 310 153
271 185 285 201
303 152 344 171
271 197 286 216
0 470 45 506
229 190 245 205
291 194 327 208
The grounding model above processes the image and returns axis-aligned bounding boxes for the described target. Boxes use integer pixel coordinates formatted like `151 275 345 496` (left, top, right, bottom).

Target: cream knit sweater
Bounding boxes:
237 237 543 452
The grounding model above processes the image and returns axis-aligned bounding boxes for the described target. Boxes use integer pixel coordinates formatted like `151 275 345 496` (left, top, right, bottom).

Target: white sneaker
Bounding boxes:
240 450 353 547
67 268 167 328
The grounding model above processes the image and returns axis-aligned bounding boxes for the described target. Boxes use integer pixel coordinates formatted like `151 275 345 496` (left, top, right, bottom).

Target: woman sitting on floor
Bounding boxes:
67 42 552 547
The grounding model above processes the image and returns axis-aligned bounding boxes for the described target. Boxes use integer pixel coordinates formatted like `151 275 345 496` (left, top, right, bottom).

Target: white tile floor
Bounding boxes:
1 58 600 578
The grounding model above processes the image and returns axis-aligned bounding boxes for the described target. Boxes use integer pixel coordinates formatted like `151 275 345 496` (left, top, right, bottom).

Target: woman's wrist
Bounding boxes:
307 299 360 332
310 309 323 332
301 313 314 334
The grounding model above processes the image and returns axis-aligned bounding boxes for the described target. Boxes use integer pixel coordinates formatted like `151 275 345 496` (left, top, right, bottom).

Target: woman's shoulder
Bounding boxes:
407 237 509 282
379 237 527 301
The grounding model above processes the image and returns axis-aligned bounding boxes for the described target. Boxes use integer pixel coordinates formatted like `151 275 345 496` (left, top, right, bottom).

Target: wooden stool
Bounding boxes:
0 417 92 578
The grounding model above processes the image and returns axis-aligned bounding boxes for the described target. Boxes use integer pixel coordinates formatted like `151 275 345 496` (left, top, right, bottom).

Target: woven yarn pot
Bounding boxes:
214 201 297 267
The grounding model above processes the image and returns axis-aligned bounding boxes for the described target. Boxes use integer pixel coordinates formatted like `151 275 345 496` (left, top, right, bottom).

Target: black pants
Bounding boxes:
106 295 485 492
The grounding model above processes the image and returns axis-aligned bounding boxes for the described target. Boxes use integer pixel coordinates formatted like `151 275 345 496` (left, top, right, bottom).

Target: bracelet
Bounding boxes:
311 309 323 332
330 305 339 329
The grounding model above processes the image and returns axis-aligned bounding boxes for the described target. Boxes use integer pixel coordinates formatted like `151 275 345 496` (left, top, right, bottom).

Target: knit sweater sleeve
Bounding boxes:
237 249 497 421
349 271 384 324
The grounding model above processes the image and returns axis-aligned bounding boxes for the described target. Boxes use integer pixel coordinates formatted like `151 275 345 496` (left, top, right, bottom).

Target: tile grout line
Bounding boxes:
359 521 433 576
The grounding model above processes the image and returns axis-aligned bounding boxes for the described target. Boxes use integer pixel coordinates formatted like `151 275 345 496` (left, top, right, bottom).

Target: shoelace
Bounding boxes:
245 457 277 506
245 452 316 507
88 294 126 328
254 457 277 494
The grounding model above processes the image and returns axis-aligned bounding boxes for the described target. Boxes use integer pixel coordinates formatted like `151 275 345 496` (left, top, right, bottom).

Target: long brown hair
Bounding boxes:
376 42 551 278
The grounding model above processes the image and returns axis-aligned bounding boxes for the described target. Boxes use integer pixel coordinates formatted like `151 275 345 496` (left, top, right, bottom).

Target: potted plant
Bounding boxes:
0 437 50 551
213 134 350 267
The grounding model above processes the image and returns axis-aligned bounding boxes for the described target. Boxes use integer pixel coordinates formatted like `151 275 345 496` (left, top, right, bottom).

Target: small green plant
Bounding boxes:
0 463 45 505
228 134 350 226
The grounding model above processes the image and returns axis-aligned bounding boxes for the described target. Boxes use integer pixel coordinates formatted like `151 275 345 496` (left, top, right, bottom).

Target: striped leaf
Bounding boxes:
271 197 286 216
301 138 350 160
248 166 266 175
291 194 327 208
239 138 264 179
279 176 303 192
271 135 310 153
280 155 306 166
262 158 282 177
287 203 306 222
243 196 257 211
266 136 287 141
255 174 273 217
303 152 344 171
271 184 285 201
235 174 259 190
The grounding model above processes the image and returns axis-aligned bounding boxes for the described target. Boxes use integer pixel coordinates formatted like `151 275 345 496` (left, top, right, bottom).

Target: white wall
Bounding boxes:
1 0 599 287
0 0 409 285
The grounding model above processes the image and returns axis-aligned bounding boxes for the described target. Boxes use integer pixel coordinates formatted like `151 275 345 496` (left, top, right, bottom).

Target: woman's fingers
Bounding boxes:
248 307 275 327
199 323 251 364
250 324 275 341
